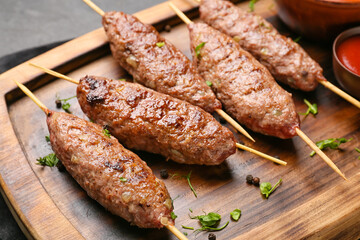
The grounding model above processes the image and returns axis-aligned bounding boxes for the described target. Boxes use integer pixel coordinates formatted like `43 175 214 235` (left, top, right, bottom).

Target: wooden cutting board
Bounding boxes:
0 0 359 239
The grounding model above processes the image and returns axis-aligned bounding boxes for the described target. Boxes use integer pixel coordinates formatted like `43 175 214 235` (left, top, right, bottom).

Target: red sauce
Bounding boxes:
336 35 360 76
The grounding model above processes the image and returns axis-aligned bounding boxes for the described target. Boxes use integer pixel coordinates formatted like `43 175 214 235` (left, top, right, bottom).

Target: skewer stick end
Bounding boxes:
28 62 79 85
236 143 287 166
82 0 105 16
168 2 193 25
165 224 188 240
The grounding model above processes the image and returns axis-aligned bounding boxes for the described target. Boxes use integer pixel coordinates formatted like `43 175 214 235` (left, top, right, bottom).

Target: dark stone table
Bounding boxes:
0 0 163 239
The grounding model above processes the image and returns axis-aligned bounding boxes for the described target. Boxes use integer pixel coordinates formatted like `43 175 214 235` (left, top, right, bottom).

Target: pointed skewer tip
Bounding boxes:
82 0 105 16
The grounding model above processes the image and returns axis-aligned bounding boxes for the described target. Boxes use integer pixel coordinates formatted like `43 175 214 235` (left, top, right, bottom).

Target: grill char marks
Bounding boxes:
188 22 299 139
77 75 236 165
199 0 323 91
46 111 173 228
102 11 222 113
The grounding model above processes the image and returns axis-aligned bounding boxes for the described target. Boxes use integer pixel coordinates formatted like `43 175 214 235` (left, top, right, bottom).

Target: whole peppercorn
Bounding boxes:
164 24 172 32
246 175 253 184
252 177 260 186
208 233 216 240
160 169 169 179
55 99 62 108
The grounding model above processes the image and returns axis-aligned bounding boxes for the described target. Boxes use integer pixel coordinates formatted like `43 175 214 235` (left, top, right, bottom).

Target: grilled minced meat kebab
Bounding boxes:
77 75 236 165
102 11 221 113
48 111 173 228
199 0 324 92
189 22 299 139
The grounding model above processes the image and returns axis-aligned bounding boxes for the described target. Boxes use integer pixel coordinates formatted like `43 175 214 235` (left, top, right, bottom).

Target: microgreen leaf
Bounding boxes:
206 81 212 87
182 225 194 230
186 171 197 198
195 42 206 58
260 178 282 198
230 209 241 221
310 138 352 157
293 36 302 43
36 153 59 167
45 135 50 142
171 212 178 220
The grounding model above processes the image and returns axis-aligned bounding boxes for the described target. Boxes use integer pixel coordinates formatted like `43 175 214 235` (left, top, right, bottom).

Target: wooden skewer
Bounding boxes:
295 128 347 180
82 0 104 16
169 3 348 180
318 79 360 109
29 63 289 165
13 80 49 115
13 79 190 240
165 224 188 240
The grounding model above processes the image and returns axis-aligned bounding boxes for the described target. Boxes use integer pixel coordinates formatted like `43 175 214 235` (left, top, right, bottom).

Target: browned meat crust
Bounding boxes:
199 0 323 91
47 111 173 228
189 22 299 139
77 75 236 165
102 11 221 113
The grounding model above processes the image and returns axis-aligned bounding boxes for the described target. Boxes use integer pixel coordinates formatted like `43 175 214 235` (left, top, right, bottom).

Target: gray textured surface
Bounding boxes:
0 0 164 239
0 0 164 58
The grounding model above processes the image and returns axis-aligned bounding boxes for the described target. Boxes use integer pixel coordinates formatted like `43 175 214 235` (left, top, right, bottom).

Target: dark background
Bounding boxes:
0 0 163 239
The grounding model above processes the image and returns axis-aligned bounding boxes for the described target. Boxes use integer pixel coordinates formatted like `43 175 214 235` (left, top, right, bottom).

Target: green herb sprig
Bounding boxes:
260 178 282 198
156 42 165 48
195 42 206 58
171 171 197 198
182 225 194 230
299 99 317 117
119 177 127 182
102 128 111 138
249 0 259 12
356 148 360 159
45 135 50 142
171 212 178 220
36 153 59 167
57 95 76 113
310 138 352 157
190 212 229 232
230 209 241 221
293 36 302 43
206 81 212 87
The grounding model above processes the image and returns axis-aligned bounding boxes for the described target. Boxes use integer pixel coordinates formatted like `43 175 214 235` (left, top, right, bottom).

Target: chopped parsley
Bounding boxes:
195 42 206 58
182 225 194 230
102 128 111 138
249 0 259 12
299 99 318 117
230 209 241 221
206 81 213 87
156 42 165 48
260 178 282 198
36 153 59 167
190 212 229 232
57 95 76 113
310 138 352 157
45 135 50 142
119 177 127 182
171 212 178 220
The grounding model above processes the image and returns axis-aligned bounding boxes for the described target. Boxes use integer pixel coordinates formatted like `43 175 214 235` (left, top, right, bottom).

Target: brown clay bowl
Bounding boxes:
332 26 360 99
276 0 360 42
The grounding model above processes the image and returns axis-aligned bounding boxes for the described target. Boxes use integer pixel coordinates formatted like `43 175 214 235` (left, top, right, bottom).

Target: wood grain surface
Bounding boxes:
0 0 359 239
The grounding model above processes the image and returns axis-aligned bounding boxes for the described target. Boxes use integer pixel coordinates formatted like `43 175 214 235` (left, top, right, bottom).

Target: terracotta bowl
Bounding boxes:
276 0 360 42
332 26 360 99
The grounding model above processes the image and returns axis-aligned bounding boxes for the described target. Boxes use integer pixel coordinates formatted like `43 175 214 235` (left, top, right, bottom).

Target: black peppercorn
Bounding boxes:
160 169 169 179
246 175 253 184
55 99 62 108
208 233 216 240
164 24 172 32
252 177 260 186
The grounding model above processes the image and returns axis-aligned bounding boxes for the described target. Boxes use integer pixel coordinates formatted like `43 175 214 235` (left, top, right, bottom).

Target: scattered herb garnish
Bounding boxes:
260 178 282 198
57 95 76 113
36 153 59 167
195 42 206 58
186 171 197 198
171 212 178 220
156 42 165 48
190 212 229 232
206 81 213 87
249 0 259 12
183 232 188 236
230 209 241 221
119 177 127 182
189 208 193 213
102 129 111 138
310 138 352 157
299 99 318 117
118 78 127 81
45 135 50 142
293 36 302 43
356 148 360 159
182 225 194 230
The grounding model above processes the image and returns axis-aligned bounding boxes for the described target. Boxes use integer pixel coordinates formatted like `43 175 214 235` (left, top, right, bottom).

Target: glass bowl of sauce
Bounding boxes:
333 26 360 99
